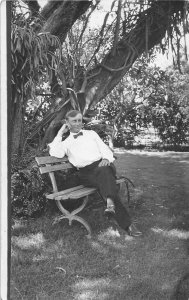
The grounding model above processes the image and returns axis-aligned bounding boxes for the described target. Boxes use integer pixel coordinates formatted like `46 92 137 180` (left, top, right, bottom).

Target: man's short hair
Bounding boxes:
65 110 82 120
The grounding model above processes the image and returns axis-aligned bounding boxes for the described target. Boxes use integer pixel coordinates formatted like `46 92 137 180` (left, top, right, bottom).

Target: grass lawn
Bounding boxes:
11 150 189 300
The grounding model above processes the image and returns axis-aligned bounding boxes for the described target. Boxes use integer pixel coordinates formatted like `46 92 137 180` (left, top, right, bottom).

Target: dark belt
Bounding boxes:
78 159 102 172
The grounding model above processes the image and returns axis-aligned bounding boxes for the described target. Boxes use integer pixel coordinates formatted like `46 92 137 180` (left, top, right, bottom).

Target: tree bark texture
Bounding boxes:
11 100 24 157
40 0 91 43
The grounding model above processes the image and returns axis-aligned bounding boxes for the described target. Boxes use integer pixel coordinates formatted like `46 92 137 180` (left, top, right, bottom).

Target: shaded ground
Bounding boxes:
11 150 189 300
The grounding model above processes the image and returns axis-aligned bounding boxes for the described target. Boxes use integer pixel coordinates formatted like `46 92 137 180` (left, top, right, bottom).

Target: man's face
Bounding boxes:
67 113 83 133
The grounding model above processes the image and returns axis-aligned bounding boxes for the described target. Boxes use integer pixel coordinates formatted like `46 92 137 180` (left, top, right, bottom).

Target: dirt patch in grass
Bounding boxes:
11 150 189 300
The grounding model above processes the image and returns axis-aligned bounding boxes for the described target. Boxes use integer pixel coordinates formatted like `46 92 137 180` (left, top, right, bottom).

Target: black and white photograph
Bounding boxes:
1 0 189 299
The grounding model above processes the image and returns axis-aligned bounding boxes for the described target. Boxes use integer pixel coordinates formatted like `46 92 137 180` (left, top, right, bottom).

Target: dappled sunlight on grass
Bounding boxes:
122 150 189 160
179 160 189 164
152 227 189 239
12 232 45 250
74 290 108 300
98 227 121 238
73 278 124 300
124 235 135 242
123 149 189 156
12 220 27 230
32 254 49 262
97 227 124 247
96 227 135 248
74 278 110 289
97 228 124 249
89 240 108 254
161 281 174 291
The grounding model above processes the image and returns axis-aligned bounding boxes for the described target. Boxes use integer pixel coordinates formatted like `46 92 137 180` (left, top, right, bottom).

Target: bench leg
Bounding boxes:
117 176 135 205
54 196 92 238
70 215 92 238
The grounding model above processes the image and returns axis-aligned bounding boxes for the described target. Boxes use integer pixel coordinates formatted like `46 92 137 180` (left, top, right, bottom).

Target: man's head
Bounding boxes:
65 110 83 133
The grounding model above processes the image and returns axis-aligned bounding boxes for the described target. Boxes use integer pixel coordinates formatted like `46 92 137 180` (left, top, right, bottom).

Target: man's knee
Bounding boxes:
97 165 116 177
98 165 111 173
110 163 116 175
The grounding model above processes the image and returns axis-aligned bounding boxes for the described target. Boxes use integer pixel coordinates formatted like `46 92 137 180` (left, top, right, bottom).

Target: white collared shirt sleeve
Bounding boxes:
48 132 67 158
91 131 115 163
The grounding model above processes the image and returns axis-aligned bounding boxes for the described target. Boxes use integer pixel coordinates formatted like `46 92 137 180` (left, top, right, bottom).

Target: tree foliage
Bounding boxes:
11 167 49 218
97 56 189 147
150 65 189 145
11 3 62 155
11 0 189 155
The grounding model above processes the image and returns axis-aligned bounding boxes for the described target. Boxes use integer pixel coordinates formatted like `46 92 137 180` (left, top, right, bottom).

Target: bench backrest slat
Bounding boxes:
35 156 68 165
39 163 73 174
35 156 73 174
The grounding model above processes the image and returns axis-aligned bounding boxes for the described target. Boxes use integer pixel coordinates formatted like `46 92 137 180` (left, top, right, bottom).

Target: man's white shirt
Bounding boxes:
48 129 115 168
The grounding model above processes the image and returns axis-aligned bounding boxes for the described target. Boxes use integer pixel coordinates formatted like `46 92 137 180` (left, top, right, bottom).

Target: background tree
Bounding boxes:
96 55 189 147
150 62 189 146
11 0 189 156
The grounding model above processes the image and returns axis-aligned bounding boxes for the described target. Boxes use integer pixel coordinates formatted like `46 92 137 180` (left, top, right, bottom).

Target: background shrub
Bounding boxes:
11 167 50 218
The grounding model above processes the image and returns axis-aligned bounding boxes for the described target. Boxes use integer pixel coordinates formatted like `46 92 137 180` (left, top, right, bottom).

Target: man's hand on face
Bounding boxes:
58 123 69 136
98 159 110 167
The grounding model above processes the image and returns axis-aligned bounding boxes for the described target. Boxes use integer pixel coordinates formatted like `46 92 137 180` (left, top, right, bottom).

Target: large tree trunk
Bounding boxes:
11 100 24 157
23 0 185 149
40 1 91 43
83 1 184 110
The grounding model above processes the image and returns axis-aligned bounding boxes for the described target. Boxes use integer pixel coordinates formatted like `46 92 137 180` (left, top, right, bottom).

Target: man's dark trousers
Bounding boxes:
78 160 131 231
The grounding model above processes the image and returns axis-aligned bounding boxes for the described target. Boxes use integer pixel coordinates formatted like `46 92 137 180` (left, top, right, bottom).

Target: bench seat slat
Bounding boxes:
47 186 96 200
46 178 126 201
56 187 97 200
46 185 85 199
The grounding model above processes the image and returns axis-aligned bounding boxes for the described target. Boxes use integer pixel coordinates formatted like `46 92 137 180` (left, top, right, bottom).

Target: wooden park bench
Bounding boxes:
35 156 134 238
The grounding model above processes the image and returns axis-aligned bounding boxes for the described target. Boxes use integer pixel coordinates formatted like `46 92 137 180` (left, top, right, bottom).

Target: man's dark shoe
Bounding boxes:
104 205 115 219
127 224 142 237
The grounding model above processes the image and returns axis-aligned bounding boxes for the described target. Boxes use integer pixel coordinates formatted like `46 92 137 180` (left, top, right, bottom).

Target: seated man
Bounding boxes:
48 109 141 237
